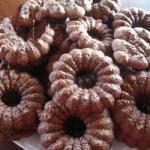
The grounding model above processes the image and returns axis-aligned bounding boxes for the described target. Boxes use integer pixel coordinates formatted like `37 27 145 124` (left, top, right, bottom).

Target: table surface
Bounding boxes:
0 0 26 19
15 0 150 150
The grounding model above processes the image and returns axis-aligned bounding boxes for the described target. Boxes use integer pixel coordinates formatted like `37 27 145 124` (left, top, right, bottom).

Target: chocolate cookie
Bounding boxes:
0 17 54 67
18 0 93 23
87 0 120 25
49 48 122 113
16 0 42 26
112 71 150 149
0 69 45 140
66 17 112 54
38 101 114 150
112 8 150 70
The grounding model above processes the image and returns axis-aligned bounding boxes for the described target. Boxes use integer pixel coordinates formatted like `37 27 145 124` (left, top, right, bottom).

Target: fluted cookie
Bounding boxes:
87 0 120 25
112 8 150 70
66 17 112 54
49 48 122 113
0 69 45 140
113 71 150 149
34 0 93 21
0 17 54 67
38 101 114 150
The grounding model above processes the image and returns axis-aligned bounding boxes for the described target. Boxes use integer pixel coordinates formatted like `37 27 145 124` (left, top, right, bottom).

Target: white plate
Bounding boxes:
15 134 138 150
14 0 150 150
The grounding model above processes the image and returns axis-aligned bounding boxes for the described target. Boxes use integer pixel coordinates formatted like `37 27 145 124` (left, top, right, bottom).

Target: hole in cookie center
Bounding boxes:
2 90 21 107
88 29 103 41
15 25 32 41
15 20 47 41
64 117 86 138
93 0 101 3
76 71 97 89
136 95 150 114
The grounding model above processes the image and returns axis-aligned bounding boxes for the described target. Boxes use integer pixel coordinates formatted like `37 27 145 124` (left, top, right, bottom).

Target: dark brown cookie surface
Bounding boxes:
49 48 122 113
17 0 93 24
0 17 54 67
0 69 45 140
38 101 114 150
112 8 150 70
112 71 150 149
87 0 120 25
66 17 112 54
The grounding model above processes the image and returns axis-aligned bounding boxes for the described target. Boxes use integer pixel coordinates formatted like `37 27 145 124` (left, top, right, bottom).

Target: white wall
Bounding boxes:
121 0 150 10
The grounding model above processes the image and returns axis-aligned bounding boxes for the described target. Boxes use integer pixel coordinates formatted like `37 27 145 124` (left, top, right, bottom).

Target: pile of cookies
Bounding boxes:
0 0 150 149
